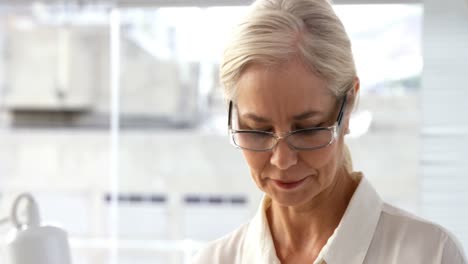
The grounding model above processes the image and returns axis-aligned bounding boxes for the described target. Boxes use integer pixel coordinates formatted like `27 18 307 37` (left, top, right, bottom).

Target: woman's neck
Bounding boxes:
266 170 359 260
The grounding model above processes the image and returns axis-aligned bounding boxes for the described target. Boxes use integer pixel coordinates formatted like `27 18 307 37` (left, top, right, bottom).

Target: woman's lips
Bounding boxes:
271 177 308 190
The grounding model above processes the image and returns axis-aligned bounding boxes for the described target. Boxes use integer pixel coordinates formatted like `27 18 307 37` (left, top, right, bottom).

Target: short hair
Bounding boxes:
220 0 356 101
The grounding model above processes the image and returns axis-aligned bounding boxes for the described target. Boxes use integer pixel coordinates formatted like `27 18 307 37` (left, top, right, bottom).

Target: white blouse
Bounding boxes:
192 175 467 264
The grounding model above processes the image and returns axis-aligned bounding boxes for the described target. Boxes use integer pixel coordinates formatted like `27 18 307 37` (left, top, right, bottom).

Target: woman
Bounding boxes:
193 0 467 263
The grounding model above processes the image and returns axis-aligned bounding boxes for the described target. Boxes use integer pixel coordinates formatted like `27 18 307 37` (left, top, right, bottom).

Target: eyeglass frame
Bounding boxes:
227 94 348 152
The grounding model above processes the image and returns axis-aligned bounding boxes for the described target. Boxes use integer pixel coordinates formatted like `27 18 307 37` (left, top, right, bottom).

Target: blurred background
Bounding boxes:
0 0 466 263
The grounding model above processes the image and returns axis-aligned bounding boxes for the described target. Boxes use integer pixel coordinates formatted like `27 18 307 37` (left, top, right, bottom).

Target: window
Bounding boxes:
1 3 447 264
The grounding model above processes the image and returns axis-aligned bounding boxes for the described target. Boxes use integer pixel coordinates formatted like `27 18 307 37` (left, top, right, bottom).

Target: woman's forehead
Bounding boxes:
235 62 336 119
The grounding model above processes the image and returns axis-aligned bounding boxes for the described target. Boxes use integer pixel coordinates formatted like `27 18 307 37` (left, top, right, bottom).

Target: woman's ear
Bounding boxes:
353 76 360 95
348 76 360 104
347 76 360 114
343 77 360 136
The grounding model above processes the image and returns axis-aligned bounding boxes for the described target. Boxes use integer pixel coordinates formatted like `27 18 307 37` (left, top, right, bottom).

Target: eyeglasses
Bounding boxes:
228 95 347 152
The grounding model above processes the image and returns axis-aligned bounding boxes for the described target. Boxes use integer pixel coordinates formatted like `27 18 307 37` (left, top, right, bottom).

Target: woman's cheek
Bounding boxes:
242 151 270 171
301 145 336 168
242 151 271 183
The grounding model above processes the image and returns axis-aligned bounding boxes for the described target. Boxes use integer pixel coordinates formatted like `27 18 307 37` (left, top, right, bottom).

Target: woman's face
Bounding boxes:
235 61 350 208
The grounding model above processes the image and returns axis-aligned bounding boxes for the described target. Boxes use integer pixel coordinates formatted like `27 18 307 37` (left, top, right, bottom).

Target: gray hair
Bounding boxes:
220 0 357 101
220 0 357 173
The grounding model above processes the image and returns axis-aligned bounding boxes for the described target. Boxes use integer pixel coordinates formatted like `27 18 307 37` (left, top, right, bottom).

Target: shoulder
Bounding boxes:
191 223 250 264
379 203 455 240
372 202 466 263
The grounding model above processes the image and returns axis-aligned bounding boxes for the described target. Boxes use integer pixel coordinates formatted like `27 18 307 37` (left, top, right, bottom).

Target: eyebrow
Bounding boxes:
240 110 323 123
293 110 323 121
241 113 271 123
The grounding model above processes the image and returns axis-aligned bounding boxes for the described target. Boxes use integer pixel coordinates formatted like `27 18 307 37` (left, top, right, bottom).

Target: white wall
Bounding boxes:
421 0 468 252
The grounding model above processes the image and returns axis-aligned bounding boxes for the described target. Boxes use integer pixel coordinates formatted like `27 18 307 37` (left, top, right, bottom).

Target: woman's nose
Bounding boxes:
270 138 298 170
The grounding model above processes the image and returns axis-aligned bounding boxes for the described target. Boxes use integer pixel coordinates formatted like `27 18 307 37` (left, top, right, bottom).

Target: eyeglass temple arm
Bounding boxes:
228 101 233 128
336 94 348 128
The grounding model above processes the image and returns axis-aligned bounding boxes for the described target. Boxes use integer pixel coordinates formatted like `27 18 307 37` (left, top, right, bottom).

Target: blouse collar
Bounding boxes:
242 174 383 264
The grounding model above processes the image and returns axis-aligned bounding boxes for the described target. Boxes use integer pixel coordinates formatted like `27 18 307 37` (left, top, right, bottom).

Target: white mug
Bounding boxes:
7 225 72 264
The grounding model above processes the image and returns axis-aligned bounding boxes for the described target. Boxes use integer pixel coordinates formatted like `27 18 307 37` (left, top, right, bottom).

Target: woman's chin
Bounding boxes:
267 182 321 207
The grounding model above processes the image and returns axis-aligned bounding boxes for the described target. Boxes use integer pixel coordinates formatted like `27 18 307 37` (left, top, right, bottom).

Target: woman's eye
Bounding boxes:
240 125 272 131
251 127 272 132
296 123 323 130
